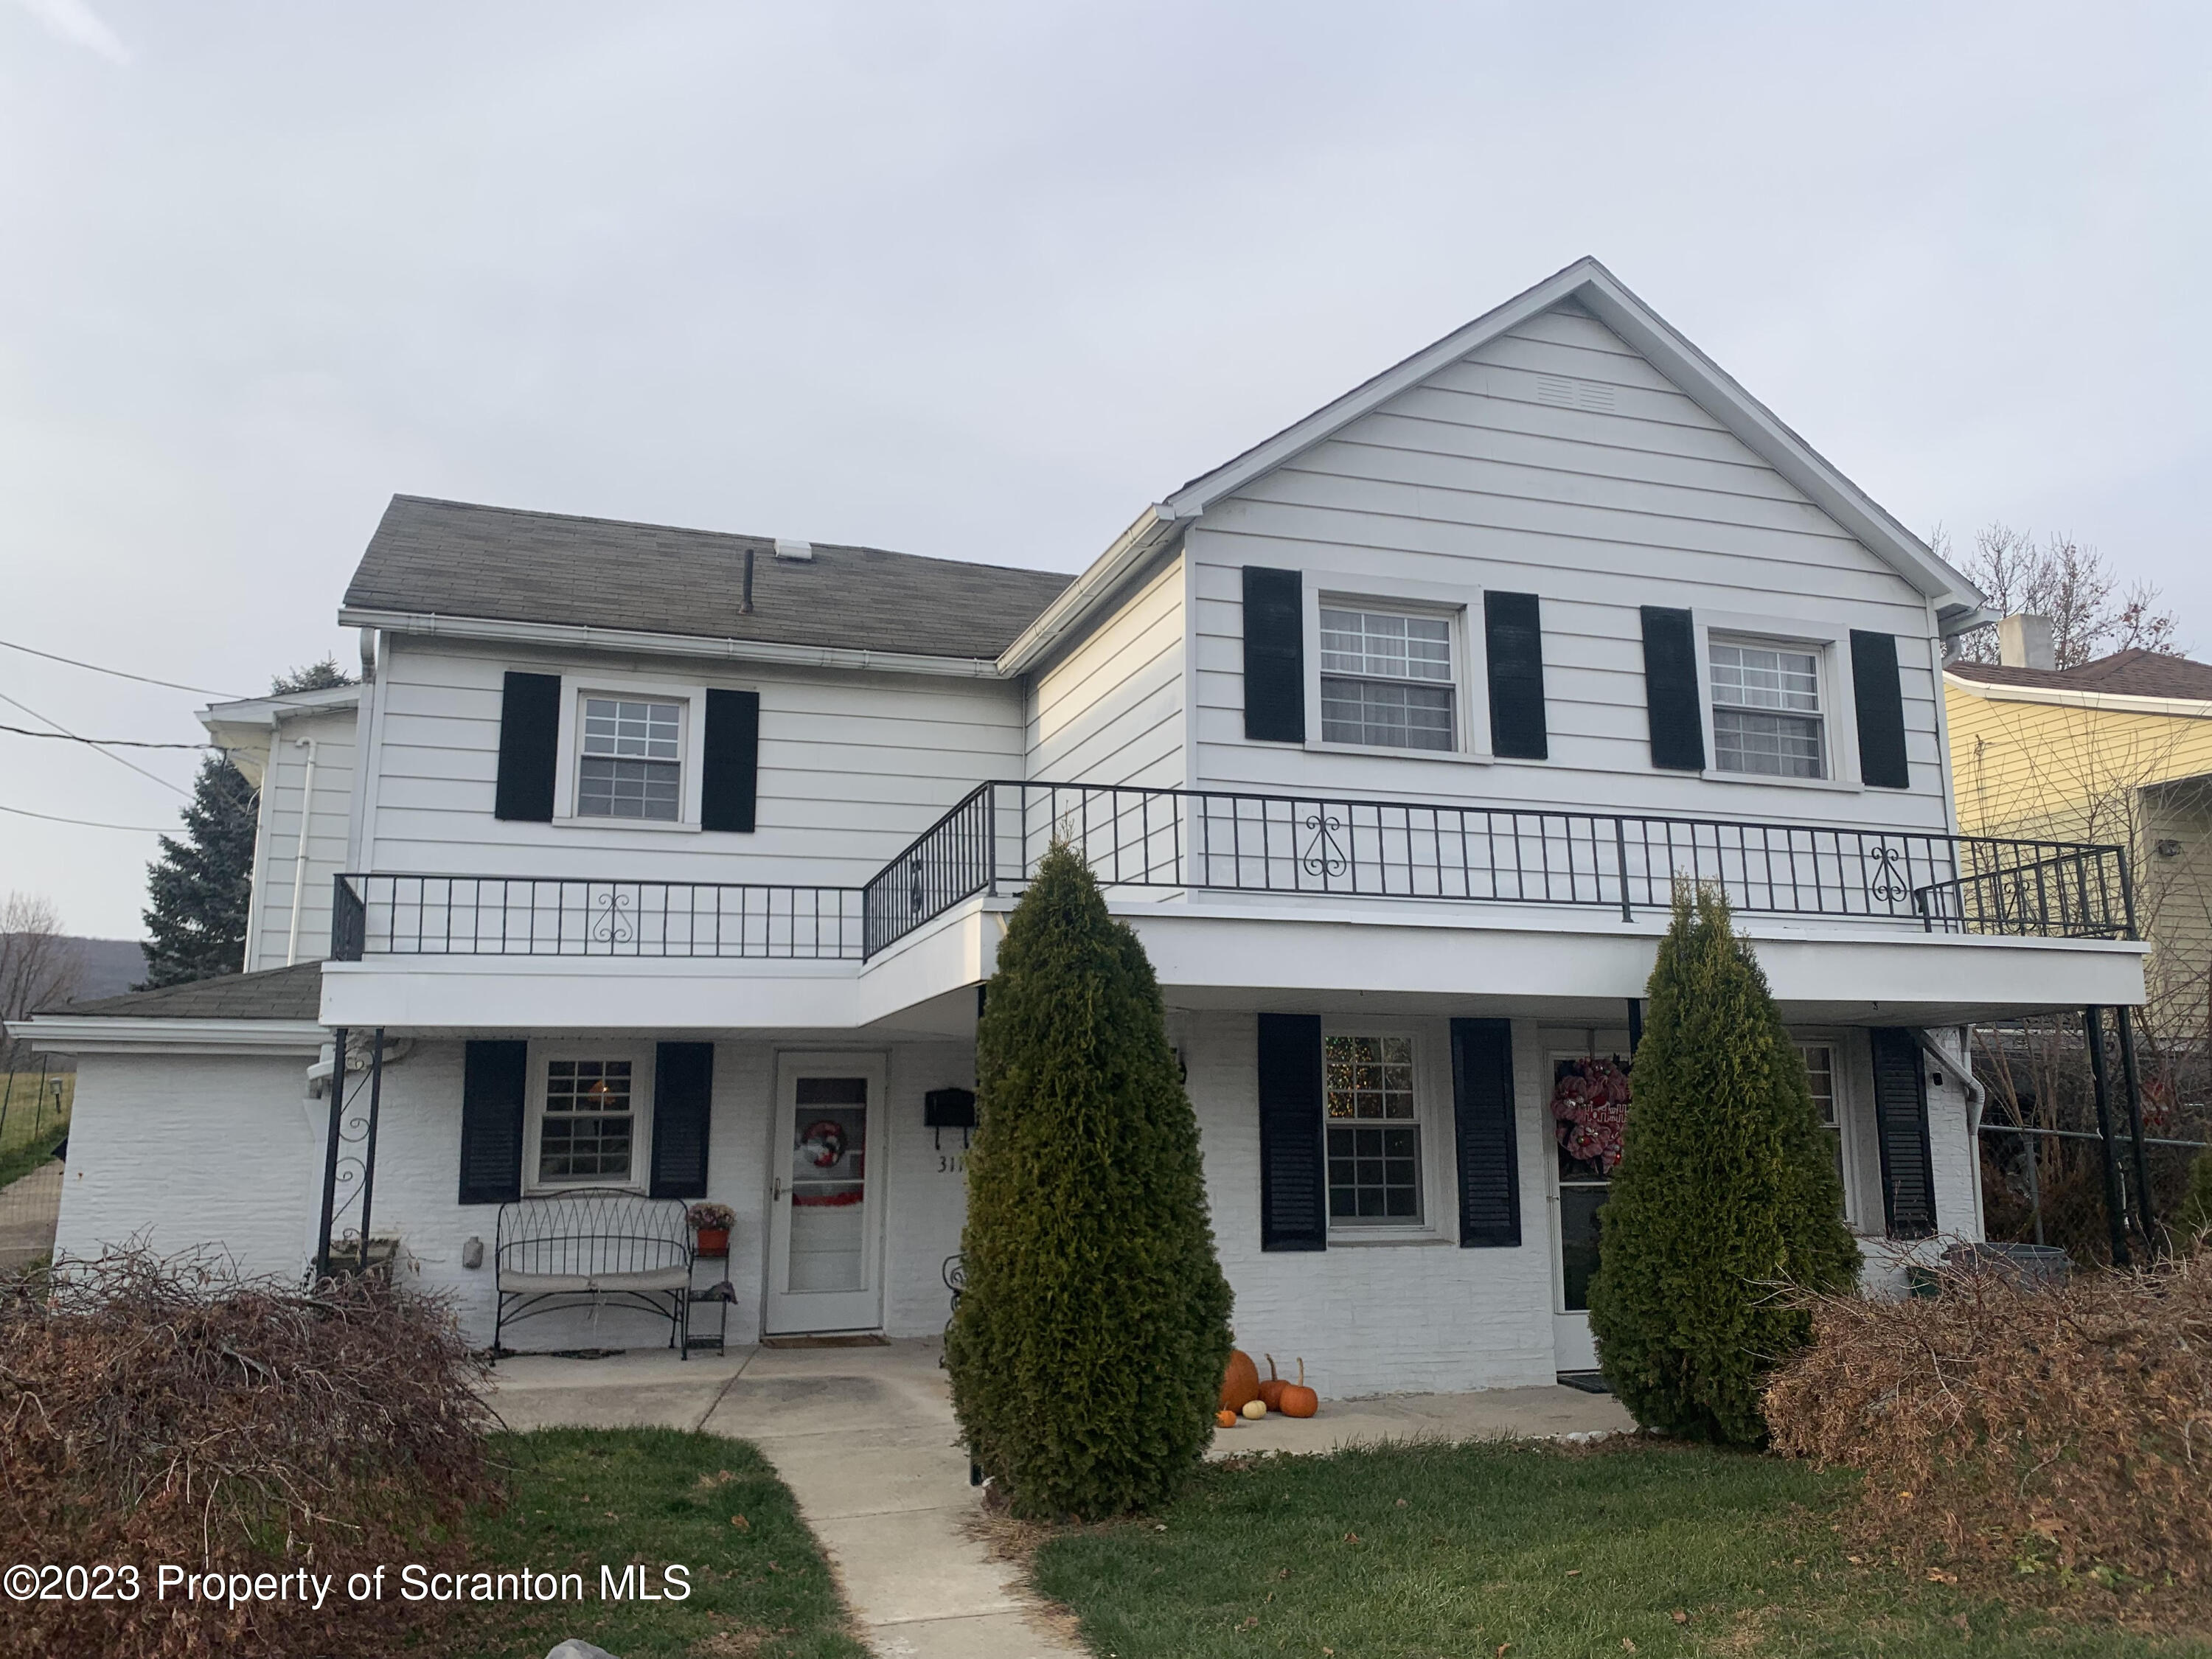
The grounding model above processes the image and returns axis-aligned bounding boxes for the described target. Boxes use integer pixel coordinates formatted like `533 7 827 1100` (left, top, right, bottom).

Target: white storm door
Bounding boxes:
764 1054 886 1335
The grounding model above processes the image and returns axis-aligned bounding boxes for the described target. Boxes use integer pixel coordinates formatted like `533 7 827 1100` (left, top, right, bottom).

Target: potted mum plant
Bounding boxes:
687 1202 735 1258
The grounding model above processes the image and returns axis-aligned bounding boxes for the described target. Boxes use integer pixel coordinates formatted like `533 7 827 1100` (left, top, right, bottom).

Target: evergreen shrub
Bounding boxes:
1588 885 1860 1444
945 842 1232 1518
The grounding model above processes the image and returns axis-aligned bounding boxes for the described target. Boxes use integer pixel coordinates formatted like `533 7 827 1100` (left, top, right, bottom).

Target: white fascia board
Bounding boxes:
1147 255 1983 622
20 1016 327 1056
995 507 1184 677
1943 671 2212 721
338 608 1006 681
200 686 362 787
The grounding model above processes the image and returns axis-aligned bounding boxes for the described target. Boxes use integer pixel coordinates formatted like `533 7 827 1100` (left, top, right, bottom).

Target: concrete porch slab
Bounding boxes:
1212 1381 1635 1456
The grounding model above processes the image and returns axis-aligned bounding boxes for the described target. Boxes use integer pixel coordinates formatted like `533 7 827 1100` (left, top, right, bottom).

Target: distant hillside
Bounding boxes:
64 938 146 1004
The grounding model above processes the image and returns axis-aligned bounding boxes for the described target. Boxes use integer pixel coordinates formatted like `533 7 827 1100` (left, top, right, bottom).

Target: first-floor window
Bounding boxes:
1324 1033 1423 1225
540 1057 635 1182
1320 606 1455 751
1710 638 1824 778
1797 1042 1846 1216
577 695 684 820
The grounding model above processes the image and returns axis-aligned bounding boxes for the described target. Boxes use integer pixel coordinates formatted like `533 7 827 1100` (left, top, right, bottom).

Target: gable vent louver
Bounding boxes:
1534 373 1615 413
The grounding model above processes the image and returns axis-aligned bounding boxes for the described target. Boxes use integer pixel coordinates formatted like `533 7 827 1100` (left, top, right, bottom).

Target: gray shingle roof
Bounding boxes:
1948 649 2212 701
44 961 324 1021
342 495 1076 661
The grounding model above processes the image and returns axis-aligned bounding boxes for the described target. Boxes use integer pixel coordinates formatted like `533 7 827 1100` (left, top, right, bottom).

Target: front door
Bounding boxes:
764 1054 886 1335
1545 1036 1632 1374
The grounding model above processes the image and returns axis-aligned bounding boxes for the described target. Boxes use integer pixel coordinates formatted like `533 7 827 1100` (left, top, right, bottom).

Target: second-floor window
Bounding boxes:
578 696 684 820
1710 639 1825 779
1320 606 1454 751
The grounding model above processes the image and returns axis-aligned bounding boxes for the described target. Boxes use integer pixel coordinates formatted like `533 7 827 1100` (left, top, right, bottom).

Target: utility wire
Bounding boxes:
0 687 189 796
0 800 171 833
0 722 215 750
0 636 246 699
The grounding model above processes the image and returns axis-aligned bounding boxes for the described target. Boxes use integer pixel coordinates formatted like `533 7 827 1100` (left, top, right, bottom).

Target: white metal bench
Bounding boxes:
493 1188 693 1357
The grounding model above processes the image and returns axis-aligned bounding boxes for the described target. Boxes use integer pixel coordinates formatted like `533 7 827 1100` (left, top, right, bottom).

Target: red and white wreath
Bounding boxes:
1550 1056 1631 1175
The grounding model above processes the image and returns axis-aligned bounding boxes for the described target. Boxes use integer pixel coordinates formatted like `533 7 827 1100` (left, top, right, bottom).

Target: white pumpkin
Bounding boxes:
1241 1398 1267 1420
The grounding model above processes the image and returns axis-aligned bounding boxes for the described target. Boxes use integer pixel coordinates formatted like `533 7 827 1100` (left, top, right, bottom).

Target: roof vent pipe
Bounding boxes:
1997 613 2056 671
773 538 813 561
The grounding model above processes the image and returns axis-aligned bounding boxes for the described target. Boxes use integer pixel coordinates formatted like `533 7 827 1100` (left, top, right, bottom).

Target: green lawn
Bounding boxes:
1030 1439 2211 1659
0 1071 70 1168
446 1428 869 1659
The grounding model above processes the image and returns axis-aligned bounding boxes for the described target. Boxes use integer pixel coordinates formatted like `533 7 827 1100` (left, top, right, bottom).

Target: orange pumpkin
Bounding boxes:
1220 1349 1261 1411
1215 1408 1239 1429
1277 1357 1318 1419
1257 1353 1290 1412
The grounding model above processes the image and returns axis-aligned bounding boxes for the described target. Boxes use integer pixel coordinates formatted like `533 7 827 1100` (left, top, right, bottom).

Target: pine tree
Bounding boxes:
945 842 1233 1518
138 754 258 988
136 658 355 989
1587 885 1860 1444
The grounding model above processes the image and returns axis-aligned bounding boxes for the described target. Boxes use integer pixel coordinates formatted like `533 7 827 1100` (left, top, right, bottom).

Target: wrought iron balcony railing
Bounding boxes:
332 779 2134 964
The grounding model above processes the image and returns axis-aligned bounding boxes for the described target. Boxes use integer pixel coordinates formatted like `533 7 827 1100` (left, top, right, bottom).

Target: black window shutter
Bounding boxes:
1256 1012 1326 1251
1639 607 1705 771
650 1041 715 1199
1484 591 1548 760
1868 1027 1937 1239
1450 1018 1521 1246
700 689 760 833
493 671 562 822
458 1040 528 1206
1849 630 1911 790
1242 566 1307 743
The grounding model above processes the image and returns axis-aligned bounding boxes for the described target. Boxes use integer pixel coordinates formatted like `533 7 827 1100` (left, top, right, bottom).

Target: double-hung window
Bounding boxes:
1324 1034 1424 1226
577 696 684 820
539 1057 636 1184
1710 639 1824 779
1797 1041 1846 1218
1320 607 1454 751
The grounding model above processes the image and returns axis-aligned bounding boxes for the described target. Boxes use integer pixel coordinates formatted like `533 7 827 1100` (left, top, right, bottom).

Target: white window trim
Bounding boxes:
1298 569 1489 762
1689 609 1864 793
1790 1029 1865 1233
551 671 712 830
524 1040 655 1194
1319 1020 1450 1243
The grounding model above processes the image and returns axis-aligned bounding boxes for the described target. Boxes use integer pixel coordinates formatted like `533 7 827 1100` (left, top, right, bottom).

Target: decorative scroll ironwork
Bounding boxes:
1301 812 1349 877
315 1027 386 1279
1865 842 1910 905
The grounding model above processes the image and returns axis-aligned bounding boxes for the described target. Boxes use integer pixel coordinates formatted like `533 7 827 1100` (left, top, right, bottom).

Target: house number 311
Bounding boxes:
937 1152 968 1175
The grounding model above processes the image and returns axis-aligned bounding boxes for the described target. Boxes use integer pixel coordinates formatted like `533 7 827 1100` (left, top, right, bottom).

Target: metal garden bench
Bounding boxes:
493 1187 693 1357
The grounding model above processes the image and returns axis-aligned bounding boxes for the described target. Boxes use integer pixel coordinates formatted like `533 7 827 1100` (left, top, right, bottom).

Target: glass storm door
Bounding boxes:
764 1056 885 1335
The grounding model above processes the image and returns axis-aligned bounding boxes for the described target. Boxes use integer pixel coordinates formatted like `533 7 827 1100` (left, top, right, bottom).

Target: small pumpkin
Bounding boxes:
1241 1398 1267 1420
1220 1349 1262 1411
1215 1408 1239 1429
1277 1357 1318 1419
1257 1353 1290 1412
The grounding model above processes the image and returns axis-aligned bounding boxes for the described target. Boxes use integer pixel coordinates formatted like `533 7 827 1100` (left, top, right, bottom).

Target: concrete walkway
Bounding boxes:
0 1158 63 1270
488 1340 1632 1658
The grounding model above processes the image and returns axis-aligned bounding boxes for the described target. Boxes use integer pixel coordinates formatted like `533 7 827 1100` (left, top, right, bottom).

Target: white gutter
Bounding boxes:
19 1017 327 1057
338 608 1004 681
285 737 321 967
1942 671 2212 721
995 506 1185 677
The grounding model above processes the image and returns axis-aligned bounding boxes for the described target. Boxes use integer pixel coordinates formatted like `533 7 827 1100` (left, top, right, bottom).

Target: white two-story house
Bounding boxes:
29 259 2146 1394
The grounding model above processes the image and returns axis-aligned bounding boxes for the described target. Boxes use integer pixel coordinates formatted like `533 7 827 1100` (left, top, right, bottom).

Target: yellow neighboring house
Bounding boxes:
1946 621 2212 1057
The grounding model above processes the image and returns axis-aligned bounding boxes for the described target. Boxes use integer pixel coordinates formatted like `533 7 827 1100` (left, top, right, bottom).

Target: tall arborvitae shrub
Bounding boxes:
1588 885 1860 1444
945 842 1232 1518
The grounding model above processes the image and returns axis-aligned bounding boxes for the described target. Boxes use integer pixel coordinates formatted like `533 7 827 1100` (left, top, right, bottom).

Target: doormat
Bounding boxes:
1556 1370 1613 1395
760 1334 890 1349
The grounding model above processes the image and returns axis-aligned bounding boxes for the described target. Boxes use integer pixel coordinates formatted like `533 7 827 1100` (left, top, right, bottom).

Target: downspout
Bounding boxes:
1920 1028 1986 1239
285 737 321 967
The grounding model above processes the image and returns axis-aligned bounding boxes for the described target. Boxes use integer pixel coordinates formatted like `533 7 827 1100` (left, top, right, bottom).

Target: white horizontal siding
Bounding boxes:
1026 552 1186 790
246 708 358 971
1187 303 1951 832
361 639 1023 887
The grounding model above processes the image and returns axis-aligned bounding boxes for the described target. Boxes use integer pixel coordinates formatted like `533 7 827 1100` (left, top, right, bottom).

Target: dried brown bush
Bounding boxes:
0 1251 499 1658
1764 1248 2212 1618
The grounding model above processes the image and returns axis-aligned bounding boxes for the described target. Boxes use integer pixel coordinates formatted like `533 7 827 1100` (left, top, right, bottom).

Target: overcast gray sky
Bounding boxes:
4 1 2207 941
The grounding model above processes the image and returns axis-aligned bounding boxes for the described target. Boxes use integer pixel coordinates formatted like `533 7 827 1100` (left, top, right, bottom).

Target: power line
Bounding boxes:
0 800 171 833
0 722 215 750
0 636 246 699
0 687 189 796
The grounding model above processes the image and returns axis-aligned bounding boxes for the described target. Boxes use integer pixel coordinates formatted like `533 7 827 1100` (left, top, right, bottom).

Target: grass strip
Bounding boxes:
1030 1439 2207 1658
0 1123 67 1194
444 1427 869 1659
